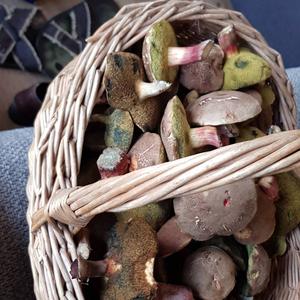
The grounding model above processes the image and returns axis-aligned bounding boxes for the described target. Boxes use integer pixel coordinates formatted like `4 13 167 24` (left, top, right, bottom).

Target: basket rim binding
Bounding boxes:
27 1 298 299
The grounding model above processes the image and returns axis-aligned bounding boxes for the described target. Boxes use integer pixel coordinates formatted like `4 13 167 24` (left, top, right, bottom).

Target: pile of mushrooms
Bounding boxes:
71 19 299 300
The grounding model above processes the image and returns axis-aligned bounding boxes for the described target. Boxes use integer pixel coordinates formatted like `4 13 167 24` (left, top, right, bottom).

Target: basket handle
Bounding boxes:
31 130 300 232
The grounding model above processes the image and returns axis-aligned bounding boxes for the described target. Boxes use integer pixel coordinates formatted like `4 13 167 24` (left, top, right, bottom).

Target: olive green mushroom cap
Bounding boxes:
143 20 178 82
160 96 192 160
223 48 272 90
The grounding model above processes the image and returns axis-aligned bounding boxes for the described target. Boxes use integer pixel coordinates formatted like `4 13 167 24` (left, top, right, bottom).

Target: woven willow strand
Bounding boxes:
27 1 298 299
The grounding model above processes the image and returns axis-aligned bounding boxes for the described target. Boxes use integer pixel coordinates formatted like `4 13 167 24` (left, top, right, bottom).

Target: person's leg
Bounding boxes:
0 127 34 300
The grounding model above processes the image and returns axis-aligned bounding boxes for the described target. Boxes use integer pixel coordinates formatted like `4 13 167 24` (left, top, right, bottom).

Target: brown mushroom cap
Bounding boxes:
155 283 194 300
157 216 192 258
173 178 257 241
104 52 143 110
143 20 178 82
129 132 166 171
180 44 224 94
182 246 236 300
104 52 166 131
186 91 262 126
234 188 276 245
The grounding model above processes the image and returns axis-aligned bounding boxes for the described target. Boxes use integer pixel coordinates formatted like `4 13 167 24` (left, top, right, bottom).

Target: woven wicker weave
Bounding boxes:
27 1 300 299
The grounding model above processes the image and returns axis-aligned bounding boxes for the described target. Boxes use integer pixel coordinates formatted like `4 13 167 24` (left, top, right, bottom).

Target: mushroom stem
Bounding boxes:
70 256 113 280
135 80 172 101
97 147 129 179
218 25 239 57
77 228 91 260
168 39 214 66
189 126 223 149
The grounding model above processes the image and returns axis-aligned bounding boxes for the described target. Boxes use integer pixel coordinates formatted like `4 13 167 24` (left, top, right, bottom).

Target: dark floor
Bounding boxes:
232 0 300 68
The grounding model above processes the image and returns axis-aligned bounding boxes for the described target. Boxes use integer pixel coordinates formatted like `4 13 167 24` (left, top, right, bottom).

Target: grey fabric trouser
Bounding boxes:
0 67 299 299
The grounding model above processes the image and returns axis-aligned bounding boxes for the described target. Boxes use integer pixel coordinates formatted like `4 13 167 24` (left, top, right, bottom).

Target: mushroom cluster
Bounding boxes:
72 19 299 300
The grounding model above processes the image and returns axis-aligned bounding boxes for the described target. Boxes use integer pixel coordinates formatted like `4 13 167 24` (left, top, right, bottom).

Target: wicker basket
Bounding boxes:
27 1 300 299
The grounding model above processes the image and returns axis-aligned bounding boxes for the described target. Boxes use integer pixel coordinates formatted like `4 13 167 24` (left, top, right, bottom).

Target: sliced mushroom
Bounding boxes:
104 52 171 131
182 246 236 300
161 96 223 160
218 25 272 90
173 178 257 241
91 109 134 152
186 91 262 126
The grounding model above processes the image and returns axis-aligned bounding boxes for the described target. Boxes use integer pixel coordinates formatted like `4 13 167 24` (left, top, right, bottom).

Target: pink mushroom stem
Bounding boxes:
218 25 239 57
189 126 223 149
168 40 214 66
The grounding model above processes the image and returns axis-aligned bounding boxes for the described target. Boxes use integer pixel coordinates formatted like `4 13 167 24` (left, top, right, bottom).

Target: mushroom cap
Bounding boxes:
186 90 262 126
160 96 192 160
155 283 194 300
103 218 158 299
157 216 192 258
173 178 257 241
104 52 144 110
143 20 178 82
129 132 166 171
234 188 276 245
105 109 134 152
246 245 271 296
182 246 236 300
222 48 272 90
180 44 224 94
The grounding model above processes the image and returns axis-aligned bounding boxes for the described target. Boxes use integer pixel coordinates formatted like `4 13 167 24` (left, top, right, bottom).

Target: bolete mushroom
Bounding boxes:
91 109 134 152
266 172 300 256
142 20 179 82
218 25 272 90
96 147 129 179
182 246 236 300
236 126 265 142
179 43 224 94
242 245 271 296
258 176 279 202
157 216 192 258
116 201 171 231
155 283 194 300
160 96 223 160
173 178 257 241
104 52 171 131
76 228 91 260
128 132 166 172
186 91 262 127
71 218 158 299
234 187 276 245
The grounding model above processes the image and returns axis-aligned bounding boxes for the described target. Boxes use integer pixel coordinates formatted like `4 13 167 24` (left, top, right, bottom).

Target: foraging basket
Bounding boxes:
27 0 300 299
